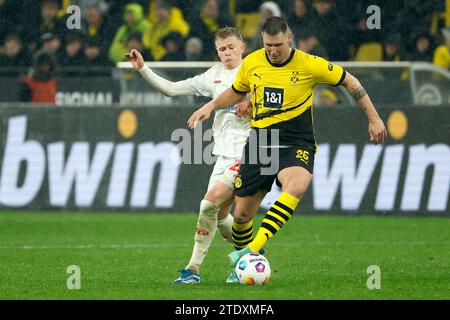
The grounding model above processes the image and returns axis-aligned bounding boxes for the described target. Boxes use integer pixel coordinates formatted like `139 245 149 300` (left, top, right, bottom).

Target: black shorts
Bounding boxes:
234 143 315 197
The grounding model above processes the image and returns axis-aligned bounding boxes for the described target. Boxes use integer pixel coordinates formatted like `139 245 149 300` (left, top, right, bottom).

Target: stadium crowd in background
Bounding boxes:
0 0 449 71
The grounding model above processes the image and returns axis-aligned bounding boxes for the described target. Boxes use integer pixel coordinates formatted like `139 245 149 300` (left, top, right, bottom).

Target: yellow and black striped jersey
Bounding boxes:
232 48 345 146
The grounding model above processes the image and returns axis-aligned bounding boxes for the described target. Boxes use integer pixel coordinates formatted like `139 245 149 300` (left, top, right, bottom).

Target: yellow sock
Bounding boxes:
248 192 300 253
232 220 253 250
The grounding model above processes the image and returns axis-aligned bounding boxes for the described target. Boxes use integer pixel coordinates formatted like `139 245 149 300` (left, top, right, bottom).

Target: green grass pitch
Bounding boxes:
0 212 449 300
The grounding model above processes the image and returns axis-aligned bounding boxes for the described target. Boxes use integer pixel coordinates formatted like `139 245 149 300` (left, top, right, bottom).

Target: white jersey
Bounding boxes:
181 63 251 158
138 63 251 158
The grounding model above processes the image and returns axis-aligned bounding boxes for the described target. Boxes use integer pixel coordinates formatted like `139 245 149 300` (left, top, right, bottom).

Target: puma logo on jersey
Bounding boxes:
254 73 262 80
299 158 309 166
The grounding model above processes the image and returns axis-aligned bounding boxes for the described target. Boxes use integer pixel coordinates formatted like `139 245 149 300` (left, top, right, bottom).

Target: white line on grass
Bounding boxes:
0 241 448 250
0 243 191 250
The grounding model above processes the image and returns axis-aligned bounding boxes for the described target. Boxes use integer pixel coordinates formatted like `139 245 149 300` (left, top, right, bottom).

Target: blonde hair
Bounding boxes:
215 27 243 42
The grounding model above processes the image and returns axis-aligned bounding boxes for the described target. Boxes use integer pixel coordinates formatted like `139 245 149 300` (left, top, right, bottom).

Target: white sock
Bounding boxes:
217 214 234 244
186 200 219 274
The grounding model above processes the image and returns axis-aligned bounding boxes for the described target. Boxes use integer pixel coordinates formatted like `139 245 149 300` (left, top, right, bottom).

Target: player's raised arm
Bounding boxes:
126 49 196 97
187 87 246 128
341 71 388 144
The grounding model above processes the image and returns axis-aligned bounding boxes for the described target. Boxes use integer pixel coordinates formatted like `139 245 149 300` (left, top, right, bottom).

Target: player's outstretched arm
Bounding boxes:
187 88 245 128
341 71 388 144
126 49 195 97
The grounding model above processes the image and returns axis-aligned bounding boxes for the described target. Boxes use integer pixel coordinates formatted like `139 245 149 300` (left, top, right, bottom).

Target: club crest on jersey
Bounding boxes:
290 71 300 84
235 176 242 188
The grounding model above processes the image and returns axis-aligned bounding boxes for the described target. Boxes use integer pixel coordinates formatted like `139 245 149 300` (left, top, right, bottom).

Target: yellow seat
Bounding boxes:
235 12 261 40
354 42 383 61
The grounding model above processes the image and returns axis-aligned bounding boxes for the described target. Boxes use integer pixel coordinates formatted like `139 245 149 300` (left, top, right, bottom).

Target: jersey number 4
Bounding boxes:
263 87 284 109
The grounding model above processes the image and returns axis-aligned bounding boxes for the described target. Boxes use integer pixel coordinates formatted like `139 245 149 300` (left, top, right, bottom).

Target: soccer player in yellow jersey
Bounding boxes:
188 17 388 279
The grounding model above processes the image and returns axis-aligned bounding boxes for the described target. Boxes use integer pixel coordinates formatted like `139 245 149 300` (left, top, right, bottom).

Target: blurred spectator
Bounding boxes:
230 0 263 16
19 50 58 104
407 31 435 62
0 0 447 71
40 32 62 56
232 0 263 41
189 0 233 61
297 32 328 58
382 34 401 62
246 1 295 54
352 12 381 52
82 0 112 65
104 0 147 34
28 0 66 52
78 0 109 15
287 0 315 42
184 37 204 61
161 32 185 61
109 3 150 64
310 0 350 61
247 1 281 53
142 0 190 61
429 3 447 37
395 0 441 53
57 32 86 67
56 0 70 17
84 37 109 66
272 0 291 14
433 28 450 71
128 32 153 61
147 0 187 24
0 1 20 44
0 1 7 42
40 0 64 32
380 33 403 80
0 34 30 67
178 0 230 24
318 88 337 106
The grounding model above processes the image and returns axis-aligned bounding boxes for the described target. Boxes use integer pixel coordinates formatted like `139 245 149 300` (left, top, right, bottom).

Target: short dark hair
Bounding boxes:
262 17 288 36
4 33 22 44
162 32 184 47
215 27 243 42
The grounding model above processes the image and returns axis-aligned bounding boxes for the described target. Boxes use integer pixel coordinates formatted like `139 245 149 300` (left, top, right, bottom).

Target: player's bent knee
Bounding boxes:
282 178 311 199
204 183 234 208
233 209 253 224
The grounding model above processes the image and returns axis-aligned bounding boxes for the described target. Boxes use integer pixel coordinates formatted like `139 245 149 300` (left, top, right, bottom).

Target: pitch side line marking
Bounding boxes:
0 244 191 250
0 241 448 250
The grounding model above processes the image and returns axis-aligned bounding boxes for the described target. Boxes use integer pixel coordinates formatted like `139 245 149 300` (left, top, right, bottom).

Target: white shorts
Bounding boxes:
207 156 241 191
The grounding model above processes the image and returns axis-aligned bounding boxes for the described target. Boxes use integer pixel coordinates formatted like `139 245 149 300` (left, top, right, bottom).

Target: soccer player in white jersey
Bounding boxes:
127 27 251 284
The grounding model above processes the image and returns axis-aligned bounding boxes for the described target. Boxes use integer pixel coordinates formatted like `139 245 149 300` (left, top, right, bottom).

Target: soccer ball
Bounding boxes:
235 253 271 285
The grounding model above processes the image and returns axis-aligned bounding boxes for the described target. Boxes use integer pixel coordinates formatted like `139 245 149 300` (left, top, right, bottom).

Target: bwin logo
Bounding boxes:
0 116 181 209
263 143 450 212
